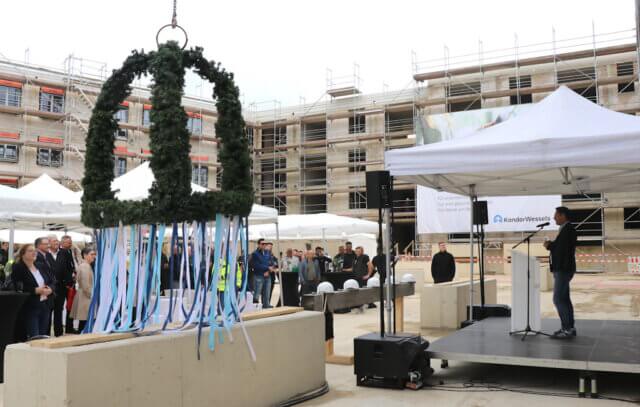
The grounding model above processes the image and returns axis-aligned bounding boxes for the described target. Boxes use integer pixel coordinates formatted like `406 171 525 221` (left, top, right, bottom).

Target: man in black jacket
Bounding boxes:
431 242 456 283
35 236 55 335
544 206 578 339
55 235 77 334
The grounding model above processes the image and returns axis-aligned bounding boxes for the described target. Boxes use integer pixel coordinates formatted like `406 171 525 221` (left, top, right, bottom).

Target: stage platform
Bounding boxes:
427 317 640 374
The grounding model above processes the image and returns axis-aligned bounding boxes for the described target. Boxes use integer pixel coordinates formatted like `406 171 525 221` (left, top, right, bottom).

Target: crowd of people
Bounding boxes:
0 235 94 340
249 240 388 309
1 234 395 339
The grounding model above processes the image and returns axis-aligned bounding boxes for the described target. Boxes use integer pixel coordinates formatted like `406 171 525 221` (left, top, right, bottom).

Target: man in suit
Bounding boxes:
48 235 76 336
60 235 78 333
35 236 55 335
544 206 578 339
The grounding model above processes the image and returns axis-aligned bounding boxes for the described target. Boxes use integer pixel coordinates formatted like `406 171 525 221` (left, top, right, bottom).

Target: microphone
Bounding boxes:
537 222 550 228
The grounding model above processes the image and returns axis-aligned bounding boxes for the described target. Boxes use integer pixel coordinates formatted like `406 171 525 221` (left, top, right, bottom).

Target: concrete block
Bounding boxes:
395 261 426 289
421 279 497 329
539 264 554 292
4 311 326 407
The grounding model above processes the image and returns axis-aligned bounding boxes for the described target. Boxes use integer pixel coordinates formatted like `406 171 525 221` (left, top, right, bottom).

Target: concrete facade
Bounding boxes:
0 40 639 257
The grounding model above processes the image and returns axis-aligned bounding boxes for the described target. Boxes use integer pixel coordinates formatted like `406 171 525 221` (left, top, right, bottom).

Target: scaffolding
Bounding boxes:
326 63 364 216
412 27 638 114
409 26 640 256
0 52 107 189
298 92 329 215
63 54 107 189
249 100 290 215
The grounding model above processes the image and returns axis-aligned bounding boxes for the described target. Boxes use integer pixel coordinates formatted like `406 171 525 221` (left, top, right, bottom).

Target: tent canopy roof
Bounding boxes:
1 163 278 227
19 174 78 204
0 176 81 223
385 86 640 196
110 161 207 201
0 229 92 244
250 213 380 240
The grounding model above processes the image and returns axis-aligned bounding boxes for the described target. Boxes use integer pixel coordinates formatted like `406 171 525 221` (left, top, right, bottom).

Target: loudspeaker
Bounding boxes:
473 200 488 225
354 333 432 389
366 171 391 209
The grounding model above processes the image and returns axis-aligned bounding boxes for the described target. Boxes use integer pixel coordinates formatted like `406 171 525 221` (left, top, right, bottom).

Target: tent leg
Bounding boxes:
8 219 15 262
384 208 393 334
469 194 475 322
275 221 283 307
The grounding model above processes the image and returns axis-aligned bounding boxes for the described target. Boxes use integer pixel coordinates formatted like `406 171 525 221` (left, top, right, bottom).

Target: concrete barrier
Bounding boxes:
3 311 326 407
421 279 497 329
395 261 426 289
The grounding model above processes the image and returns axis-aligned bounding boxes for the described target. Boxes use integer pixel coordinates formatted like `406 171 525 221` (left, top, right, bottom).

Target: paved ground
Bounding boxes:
302 272 640 406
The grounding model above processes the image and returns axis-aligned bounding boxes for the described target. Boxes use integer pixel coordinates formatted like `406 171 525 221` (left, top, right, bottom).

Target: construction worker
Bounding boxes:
216 256 243 303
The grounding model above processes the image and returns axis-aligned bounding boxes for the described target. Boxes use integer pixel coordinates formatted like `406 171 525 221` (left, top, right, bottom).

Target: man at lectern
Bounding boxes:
544 206 578 339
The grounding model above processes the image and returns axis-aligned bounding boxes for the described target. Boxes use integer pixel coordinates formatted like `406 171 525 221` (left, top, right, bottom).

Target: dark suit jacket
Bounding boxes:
547 223 577 273
10 261 54 309
35 251 55 280
47 249 75 290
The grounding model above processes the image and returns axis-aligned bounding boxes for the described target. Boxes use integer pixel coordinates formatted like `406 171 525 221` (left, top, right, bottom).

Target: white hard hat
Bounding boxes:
317 281 335 293
366 276 380 288
343 279 360 290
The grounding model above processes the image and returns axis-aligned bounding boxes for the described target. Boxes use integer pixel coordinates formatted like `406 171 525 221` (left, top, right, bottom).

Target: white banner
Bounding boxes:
417 186 560 234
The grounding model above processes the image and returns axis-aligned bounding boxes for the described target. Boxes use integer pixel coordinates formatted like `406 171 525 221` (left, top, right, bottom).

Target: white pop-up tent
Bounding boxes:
19 173 80 205
107 162 279 225
249 213 380 240
0 229 92 245
0 177 81 222
387 86 640 197
385 86 640 318
110 161 207 201
250 213 381 273
0 177 83 261
0 164 279 259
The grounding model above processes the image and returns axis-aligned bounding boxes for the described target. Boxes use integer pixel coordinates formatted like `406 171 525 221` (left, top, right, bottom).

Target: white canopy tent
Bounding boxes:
0 178 81 222
385 86 640 319
72 162 279 224
248 204 279 225
0 229 92 245
0 164 279 260
109 161 207 201
249 213 380 241
386 86 640 197
249 213 381 258
19 173 79 205
0 176 83 259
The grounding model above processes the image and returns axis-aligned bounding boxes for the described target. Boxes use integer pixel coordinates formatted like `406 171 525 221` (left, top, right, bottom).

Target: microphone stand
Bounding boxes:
509 225 549 341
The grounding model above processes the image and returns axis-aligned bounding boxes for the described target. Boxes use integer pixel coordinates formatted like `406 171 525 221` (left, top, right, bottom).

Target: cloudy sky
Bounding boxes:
1 0 635 106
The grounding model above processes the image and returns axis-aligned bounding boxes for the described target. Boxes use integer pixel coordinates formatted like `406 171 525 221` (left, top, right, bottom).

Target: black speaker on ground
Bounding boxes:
366 171 391 209
473 200 488 225
354 333 433 389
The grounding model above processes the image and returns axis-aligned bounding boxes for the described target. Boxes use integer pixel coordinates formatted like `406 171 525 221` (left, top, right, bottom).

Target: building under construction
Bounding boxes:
0 28 638 262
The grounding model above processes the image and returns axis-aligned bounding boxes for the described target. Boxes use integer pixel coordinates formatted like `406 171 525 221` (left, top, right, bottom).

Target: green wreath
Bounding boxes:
81 42 253 228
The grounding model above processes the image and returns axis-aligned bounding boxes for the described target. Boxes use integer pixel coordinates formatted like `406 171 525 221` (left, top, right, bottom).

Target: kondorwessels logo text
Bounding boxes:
496 216 550 223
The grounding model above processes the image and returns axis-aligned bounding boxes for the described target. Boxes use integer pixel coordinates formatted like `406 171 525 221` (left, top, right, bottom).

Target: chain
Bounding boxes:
171 0 178 27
